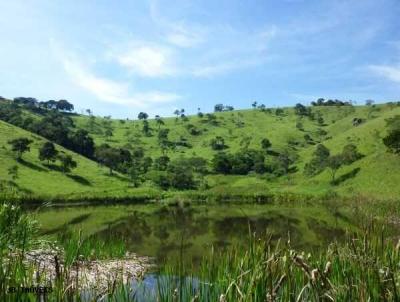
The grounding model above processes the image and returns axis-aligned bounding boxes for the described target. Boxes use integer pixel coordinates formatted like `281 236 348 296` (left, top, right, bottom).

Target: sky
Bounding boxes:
0 0 400 118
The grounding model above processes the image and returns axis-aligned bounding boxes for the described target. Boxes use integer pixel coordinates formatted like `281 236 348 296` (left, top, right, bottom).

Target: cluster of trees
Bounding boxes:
93 142 206 190
214 104 234 112
11 97 74 112
304 143 363 182
251 102 270 112
311 98 352 107
0 103 95 159
295 103 312 117
149 157 207 190
212 150 266 174
383 115 400 154
7 139 77 173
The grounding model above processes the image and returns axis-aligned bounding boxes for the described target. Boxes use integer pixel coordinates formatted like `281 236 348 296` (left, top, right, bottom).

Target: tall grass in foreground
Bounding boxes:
155 226 400 302
2 200 400 301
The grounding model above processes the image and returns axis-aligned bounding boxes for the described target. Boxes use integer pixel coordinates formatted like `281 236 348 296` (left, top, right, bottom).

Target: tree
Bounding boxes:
8 138 33 160
295 103 308 116
365 99 375 106
212 152 232 174
173 109 181 122
38 142 58 164
383 129 400 154
261 138 272 151
142 120 151 136
69 129 95 158
104 128 113 140
42 100 58 110
382 116 400 154
277 152 292 175
304 144 330 176
56 99 74 112
127 165 142 187
214 104 224 112
341 144 362 164
275 108 284 116
155 116 165 130
138 112 148 120
167 158 196 189
210 136 226 150
258 104 266 111
187 157 208 174
95 145 131 175
326 155 343 182
95 145 118 175
153 155 170 171
252 101 258 109
158 128 169 141
58 153 77 173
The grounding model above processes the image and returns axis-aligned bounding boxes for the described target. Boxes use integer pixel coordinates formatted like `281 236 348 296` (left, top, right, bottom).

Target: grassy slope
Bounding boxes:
1 103 399 199
72 104 400 199
0 120 149 198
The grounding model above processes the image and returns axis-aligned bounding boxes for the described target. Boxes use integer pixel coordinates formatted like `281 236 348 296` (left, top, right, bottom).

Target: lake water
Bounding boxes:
35 203 352 266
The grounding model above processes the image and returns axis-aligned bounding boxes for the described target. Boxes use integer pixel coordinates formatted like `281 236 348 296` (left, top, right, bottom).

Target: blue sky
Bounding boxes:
0 0 400 118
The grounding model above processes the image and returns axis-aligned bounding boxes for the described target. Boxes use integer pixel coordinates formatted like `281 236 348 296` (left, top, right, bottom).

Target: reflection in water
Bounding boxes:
92 205 348 267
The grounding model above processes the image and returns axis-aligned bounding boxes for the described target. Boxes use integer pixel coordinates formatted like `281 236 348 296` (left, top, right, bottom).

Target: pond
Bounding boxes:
34 202 353 267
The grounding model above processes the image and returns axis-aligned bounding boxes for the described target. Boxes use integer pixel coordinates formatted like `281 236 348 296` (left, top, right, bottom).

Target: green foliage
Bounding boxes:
0 202 38 254
7 137 33 160
294 103 309 116
38 141 58 163
261 138 272 151
69 129 95 158
341 143 363 164
210 136 226 150
212 150 266 175
326 154 343 182
304 144 330 176
383 129 400 154
383 115 400 154
58 153 77 173
95 144 128 175
167 158 196 190
153 155 170 171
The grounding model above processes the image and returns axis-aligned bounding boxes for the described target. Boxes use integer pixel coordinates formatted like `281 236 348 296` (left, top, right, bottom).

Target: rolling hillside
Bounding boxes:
73 103 400 199
1 102 400 200
0 120 155 198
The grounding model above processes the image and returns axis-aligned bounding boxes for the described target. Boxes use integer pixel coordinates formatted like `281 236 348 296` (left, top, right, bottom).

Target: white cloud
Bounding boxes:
61 56 179 107
369 64 400 83
166 27 204 48
192 58 263 77
115 45 176 77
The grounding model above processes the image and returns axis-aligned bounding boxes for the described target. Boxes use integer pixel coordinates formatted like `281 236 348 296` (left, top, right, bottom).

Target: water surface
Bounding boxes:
35 203 351 266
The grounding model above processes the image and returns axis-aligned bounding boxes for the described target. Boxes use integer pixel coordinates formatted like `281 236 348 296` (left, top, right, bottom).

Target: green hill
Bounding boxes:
0 120 157 199
1 101 400 200
73 103 400 199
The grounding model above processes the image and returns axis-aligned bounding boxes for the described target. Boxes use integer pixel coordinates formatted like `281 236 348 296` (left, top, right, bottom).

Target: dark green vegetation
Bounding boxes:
1 97 400 200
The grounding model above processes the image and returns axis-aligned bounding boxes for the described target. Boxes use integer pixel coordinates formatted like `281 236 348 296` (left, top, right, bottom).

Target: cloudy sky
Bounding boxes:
0 0 399 118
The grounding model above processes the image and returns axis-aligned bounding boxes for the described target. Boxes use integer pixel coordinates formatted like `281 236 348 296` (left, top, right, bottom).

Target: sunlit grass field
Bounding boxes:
1 103 400 199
